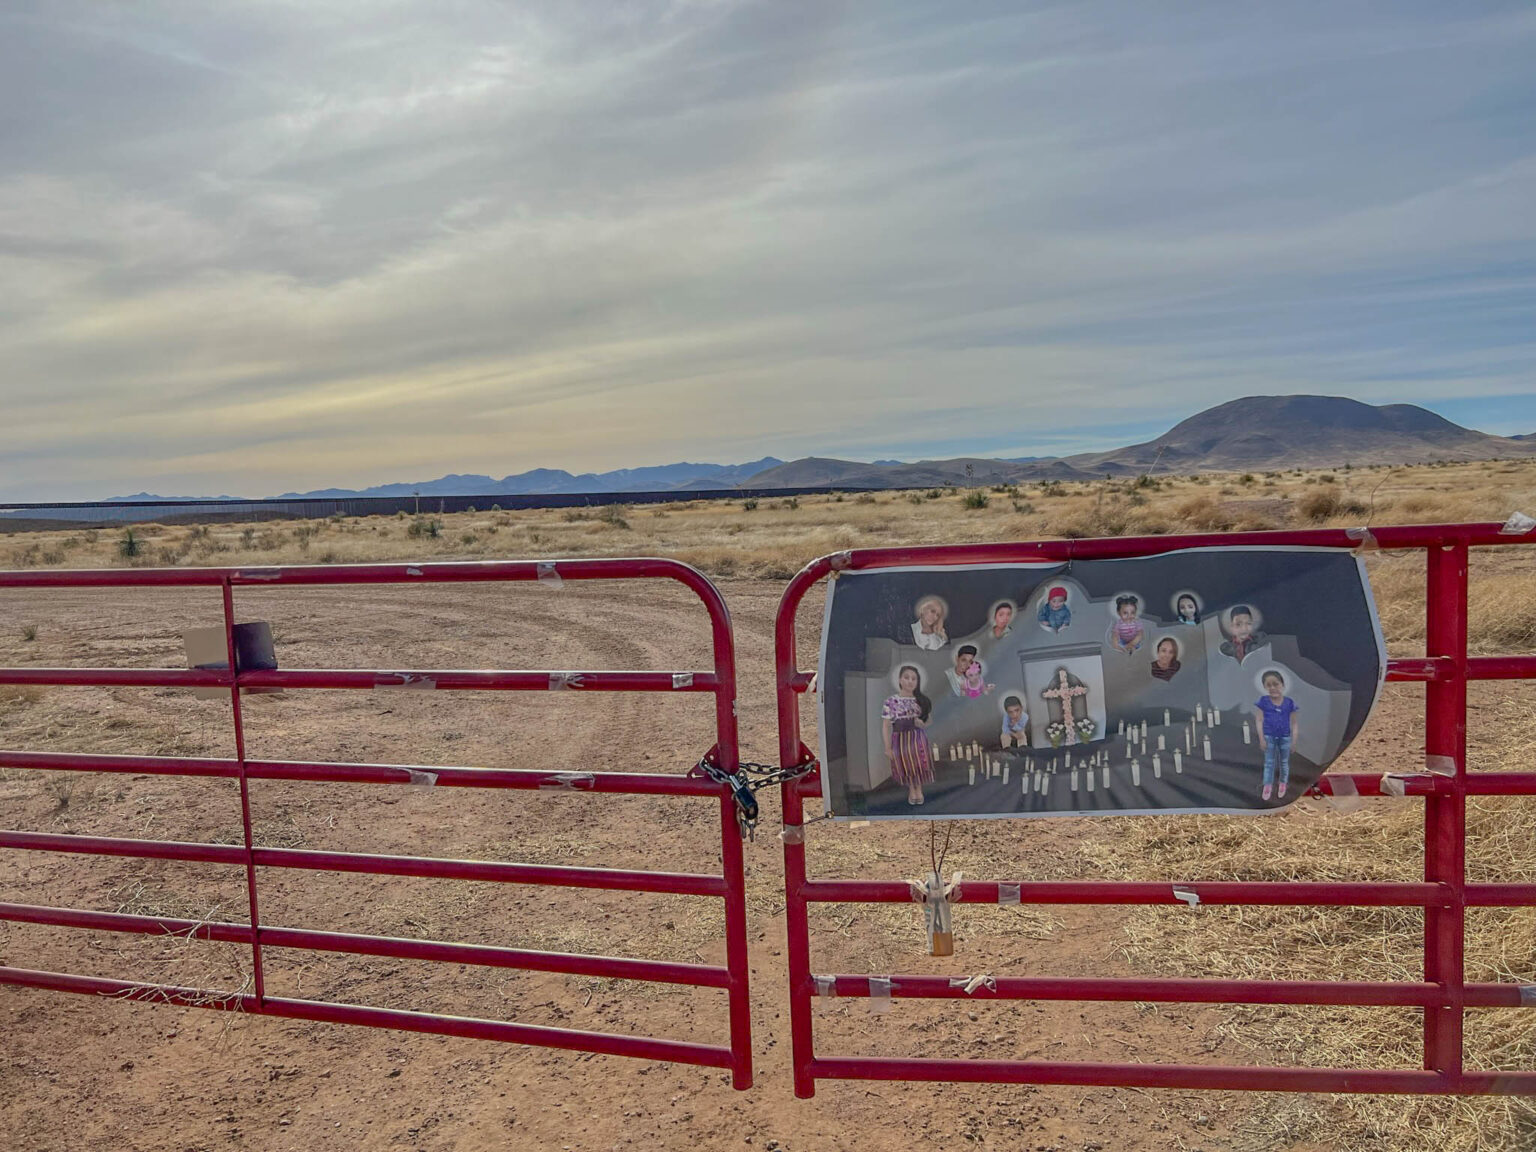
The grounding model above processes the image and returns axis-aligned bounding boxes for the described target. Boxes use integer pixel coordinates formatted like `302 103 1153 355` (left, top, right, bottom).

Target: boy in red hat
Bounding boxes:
1037 586 1071 632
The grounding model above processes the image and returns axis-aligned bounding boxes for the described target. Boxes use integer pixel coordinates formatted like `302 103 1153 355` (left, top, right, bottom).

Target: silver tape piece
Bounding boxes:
1501 512 1536 536
539 771 596 790
1172 885 1201 908
237 569 282 582
1520 986 1536 1007
1381 774 1409 798
949 974 997 996
868 976 893 1015
1322 773 1366 814
997 883 1021 907
405 566 423 576
909 879 927 903
374 673 437 690
813 975 837 998
1425 755 1457 776
548 671 585 690
671 672 694 689
829 551 854 571
536 561 563 588
779 824 806 845
1345 526 1379 551
406 769 439 787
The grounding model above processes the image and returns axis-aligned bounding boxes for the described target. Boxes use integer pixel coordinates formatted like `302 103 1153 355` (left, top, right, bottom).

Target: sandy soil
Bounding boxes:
0 574 1438 1150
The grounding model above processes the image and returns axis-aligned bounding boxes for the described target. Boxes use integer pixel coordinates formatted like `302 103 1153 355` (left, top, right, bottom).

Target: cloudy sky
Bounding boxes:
3 2 1534 499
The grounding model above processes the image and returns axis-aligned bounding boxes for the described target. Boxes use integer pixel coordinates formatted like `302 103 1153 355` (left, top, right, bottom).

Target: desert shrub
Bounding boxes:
117 529 141 559
491 504 502 512
1318 473 1337 484
924 489 942 500
1175 495 1236 531
782 497 800 511
1040 481 1066 497
961 491 990 510
742 499 758 512
1297 489 1367 523
407 517 442 538
460 533 477 546
1012 500 1036 514
465 505 476 514
598 505 631 529
21 624 37 642
856 494 878 505
240 527 256 547
1239 473 1256 485
907 493 923 504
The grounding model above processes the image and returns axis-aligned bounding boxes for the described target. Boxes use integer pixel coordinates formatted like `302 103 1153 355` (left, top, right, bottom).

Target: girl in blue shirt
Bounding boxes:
1253 670 1300 801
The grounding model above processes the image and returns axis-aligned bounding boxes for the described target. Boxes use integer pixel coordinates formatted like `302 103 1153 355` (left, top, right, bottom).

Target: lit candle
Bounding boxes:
1174 748 1183 773
1131 759 1141 786
1243 722 1252 745
1157 734 1165 751
1203 735 1212 760
1153 753 1162 778
968 765 976 785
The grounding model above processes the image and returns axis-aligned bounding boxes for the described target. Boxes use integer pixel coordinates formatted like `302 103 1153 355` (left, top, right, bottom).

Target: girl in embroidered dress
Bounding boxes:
883 665 935 805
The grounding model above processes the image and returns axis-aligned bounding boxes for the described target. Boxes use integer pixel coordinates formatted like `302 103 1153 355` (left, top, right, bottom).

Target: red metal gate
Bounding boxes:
775 523 1536 1097
0 558 754 1088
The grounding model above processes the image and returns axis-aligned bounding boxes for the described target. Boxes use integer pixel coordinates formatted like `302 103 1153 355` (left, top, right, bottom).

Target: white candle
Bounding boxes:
1039 771 1048 794
1131 759 1141 786
1243 722 1252 745
1203 736 1212 760
1071 767 1079 791
968 765 976 785
1196 703 1204 722
1002 763 1010 785
1174 748 1183 773
1140 720 1148 739
1086 770 1095 792
1118 719 1125 735
1163 709 1171 727
1213 709 1221 726
1185 731 1193 753
1100 766 1110 788
1023 775 1031 796
1157 734 1165 750
1153 753 1162 778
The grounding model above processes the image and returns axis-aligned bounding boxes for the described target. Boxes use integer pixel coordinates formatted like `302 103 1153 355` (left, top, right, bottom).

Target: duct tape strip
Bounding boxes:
868 976 893 1015
548 671 585 690
909 880 927 903
1425 755 1457 776
779 824 806 845
1172 885 1201 908
1520 986 1536 1007
829 551 854 572
375 673 437 690
1501 512 1536 536
238 569 282 582
539 771 596 791
1345 526 1379 551
807 672 819 696
813 975 837 998
848 819 870 829
1322 774 1366 813
1381 774 1409 798
997 882 1021 906
406 769 439 787
949 974 997 996
536 561 562 588
405 566 423 576
671 672 694 689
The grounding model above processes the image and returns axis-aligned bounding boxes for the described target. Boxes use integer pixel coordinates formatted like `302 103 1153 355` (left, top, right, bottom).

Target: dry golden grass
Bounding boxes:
4 457 1536 1148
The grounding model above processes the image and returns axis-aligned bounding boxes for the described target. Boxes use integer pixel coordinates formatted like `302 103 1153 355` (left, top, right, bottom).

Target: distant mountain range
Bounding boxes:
99 396 1534 502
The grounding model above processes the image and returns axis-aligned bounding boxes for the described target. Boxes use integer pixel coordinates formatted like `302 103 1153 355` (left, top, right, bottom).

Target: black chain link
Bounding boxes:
691 752 818 841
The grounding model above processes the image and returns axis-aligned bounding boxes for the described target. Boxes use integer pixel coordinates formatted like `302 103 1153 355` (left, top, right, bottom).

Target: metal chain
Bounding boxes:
691 752 818 841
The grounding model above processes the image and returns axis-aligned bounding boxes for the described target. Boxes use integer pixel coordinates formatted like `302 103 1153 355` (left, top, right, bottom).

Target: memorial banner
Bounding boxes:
816 547 1385 820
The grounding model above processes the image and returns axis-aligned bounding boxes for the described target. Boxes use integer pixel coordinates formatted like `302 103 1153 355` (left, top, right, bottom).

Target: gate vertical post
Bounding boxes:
1424 543 1468 1083
222 579 266 1003
777 562 828 1099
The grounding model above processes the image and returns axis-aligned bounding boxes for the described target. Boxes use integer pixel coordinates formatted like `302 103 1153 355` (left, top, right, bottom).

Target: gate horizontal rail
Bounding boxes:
0 557 754 1088
776 521 1536 1097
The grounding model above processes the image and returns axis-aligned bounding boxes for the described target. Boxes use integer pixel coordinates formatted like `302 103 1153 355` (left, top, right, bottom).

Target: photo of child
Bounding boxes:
1106 594 1146 655
989 601 1015 639
999 695 1029 749
910 595 949 650
1253 669 1300 800
945 644 994 698
1220 604 1269 663
1037 586 1071 632
1173 592 1201 625
882 665 935 806
1149 636 1181 681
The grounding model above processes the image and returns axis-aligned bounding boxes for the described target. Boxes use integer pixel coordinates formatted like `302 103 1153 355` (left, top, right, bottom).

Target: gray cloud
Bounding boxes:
2 1 1534 498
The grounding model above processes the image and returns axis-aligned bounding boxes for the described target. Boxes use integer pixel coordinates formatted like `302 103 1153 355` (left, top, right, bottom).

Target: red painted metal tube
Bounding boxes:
0 903 729 987
802 879 1448 907
809 1057 1445 1094
0 749 726 796
1463 885 1536 906
0 667 714 693
0 831 727 897
0 967 732 1068
812 974 1442 1007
